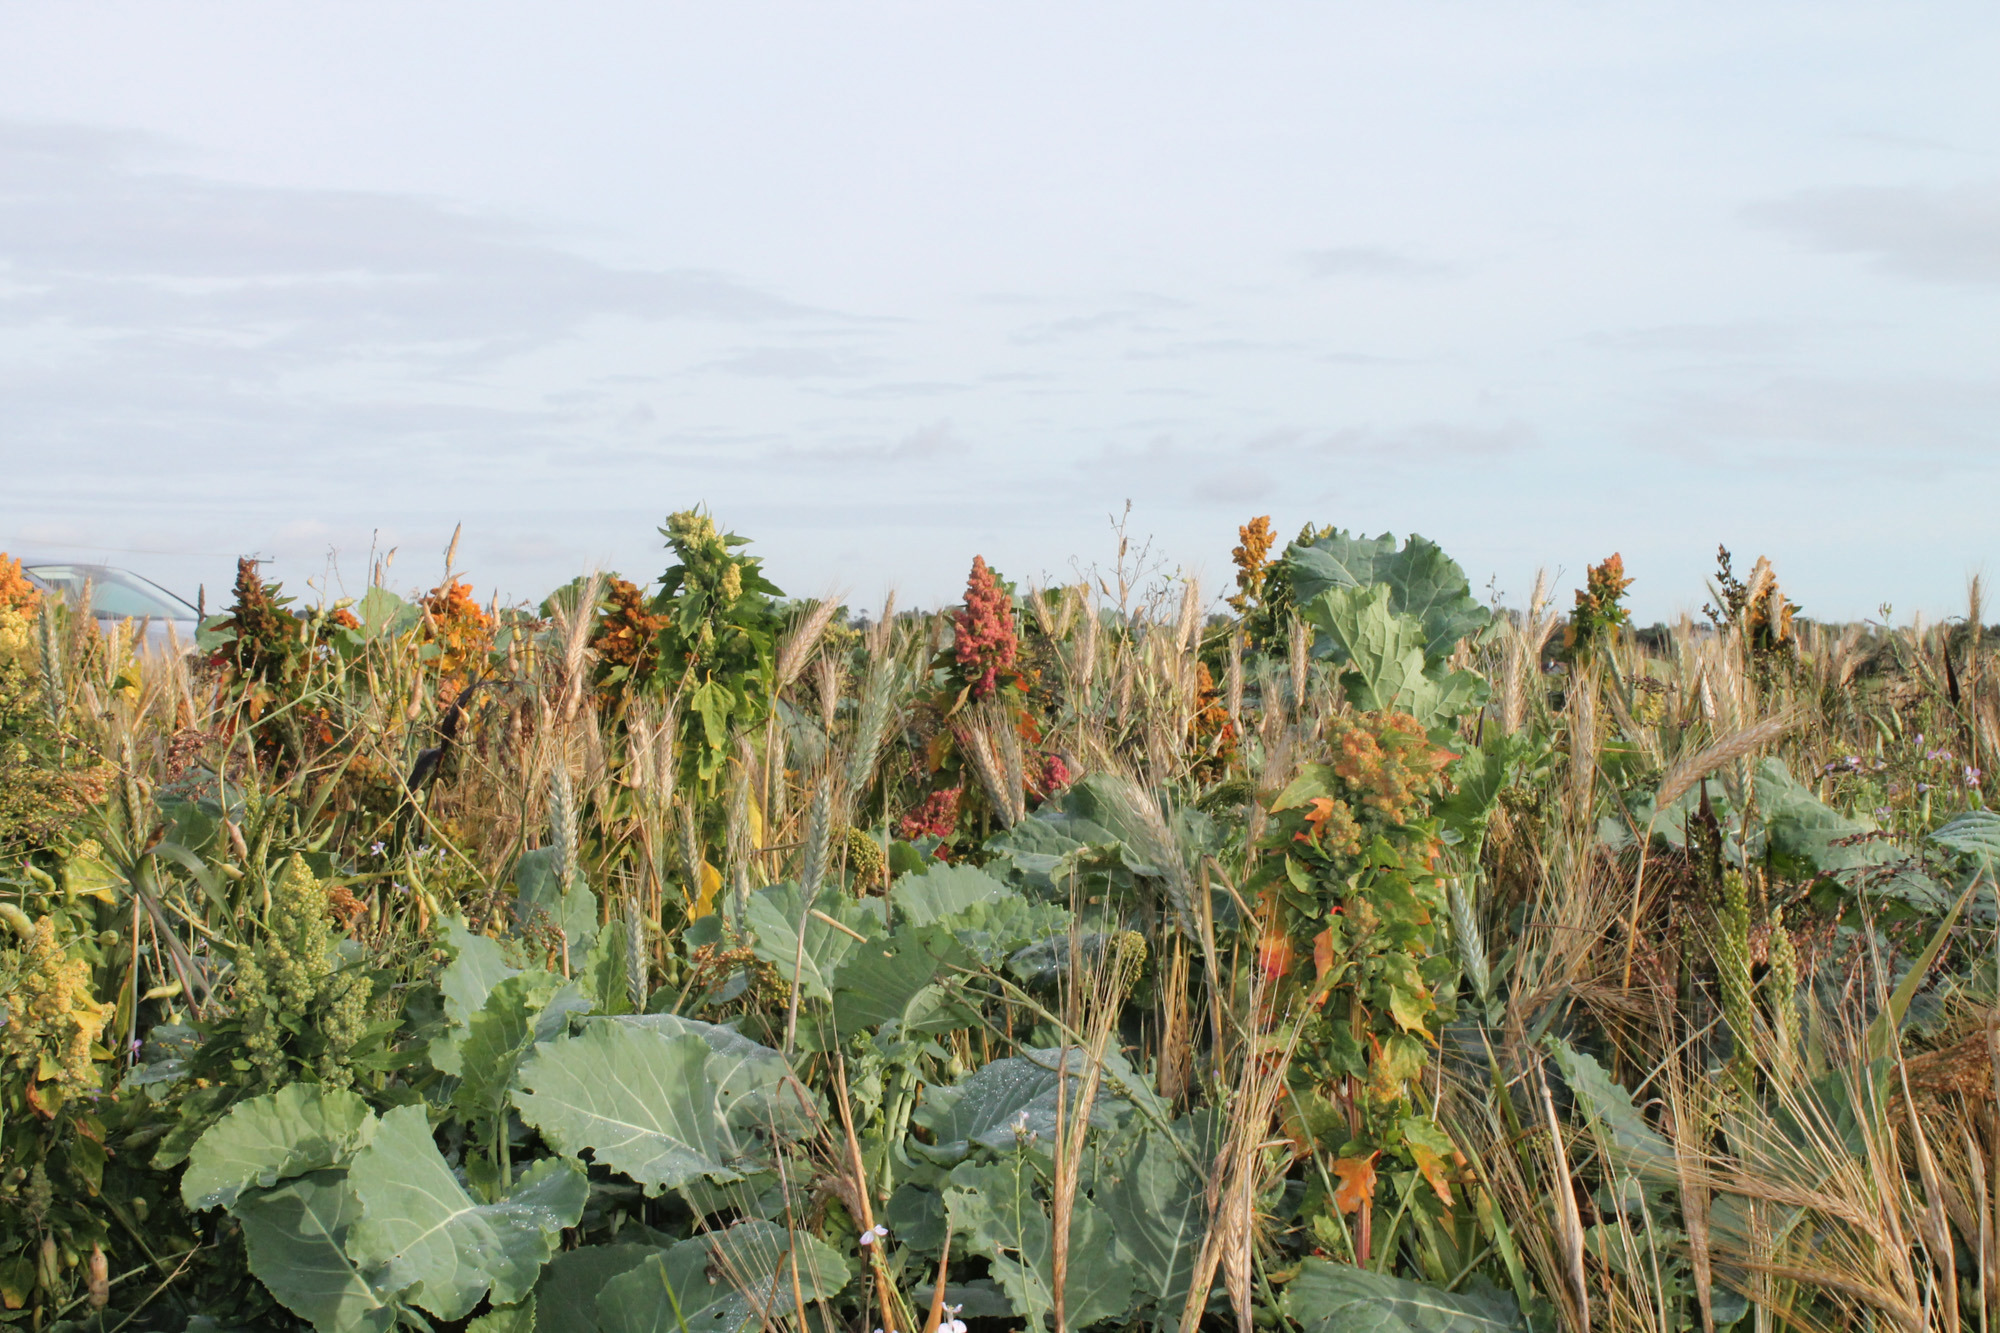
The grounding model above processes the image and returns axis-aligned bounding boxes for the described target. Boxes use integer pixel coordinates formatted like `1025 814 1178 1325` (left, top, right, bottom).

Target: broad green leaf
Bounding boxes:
913 1050 1137 1164
1753 758 1895 877
355 587 415 642
892 860 1015 926
1386 983 1432 1035
182 1084 378 1211
1310 586 1431 711
691 678 732 751
1288 529 1400 602
346 1105 587 1321
233 1169 398 1333
530 1245 665 1333
832 929 975 1039
1547 1039 1675 1209
944 1154 1050 1280
944 895 1075 967
434 916 523 1077
596 1223 850 1333
452 971 584 1131
514 1022 761 1193
1864 875 1980 1061
468 1298 536 1333
679 1169 788 1222
1283 1258 1526 1333
945 1156 1134 1329
582 918 635 1015
599 1013 818 1138
744 881 877 1001
1931 809 2000 872
1286 529 1491 664
1096 1121 1207 1310
514 848 599 957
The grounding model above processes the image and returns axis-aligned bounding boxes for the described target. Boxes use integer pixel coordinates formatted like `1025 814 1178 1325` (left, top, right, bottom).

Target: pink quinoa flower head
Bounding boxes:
1038 752 1072 795
899 787 963 842
954 555 1017 701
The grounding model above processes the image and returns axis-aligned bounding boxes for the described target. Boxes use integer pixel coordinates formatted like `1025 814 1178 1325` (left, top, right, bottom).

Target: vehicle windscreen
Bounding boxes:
26 566 198 621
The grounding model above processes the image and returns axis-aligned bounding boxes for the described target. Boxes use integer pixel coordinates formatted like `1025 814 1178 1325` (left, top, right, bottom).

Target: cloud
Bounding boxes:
764 418 970 466
1580 321 1798 356
1298 246 1450 279
1743 181 2000 283
1646 375 2000 463
1251 420 1533 461
702 346 879 379
0 120 809 371
1008 294 1191 346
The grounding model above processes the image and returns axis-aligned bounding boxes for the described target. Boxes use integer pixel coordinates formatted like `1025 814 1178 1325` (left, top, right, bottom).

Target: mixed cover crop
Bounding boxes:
2 512 1998 1333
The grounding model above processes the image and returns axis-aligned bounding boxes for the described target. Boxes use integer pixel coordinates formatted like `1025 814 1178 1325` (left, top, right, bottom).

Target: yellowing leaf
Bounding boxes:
1408 1144 1454 1207
691 861 722 918
1385 983 1433 1036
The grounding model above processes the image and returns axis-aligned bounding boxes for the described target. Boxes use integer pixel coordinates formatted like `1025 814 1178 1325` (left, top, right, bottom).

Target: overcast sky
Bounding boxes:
2 4 1996 622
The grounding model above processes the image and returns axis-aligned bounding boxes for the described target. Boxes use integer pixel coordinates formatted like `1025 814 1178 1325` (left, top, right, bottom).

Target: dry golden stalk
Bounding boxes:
954 712 1023 827
1287 615 1309 716
814 651 842 738
1157 935 1194 1103
1175 576 1201 653
1539 1069 1591 1329
774 596 843 692
1073 587 1099 697
1226 629 1244 731
1656 712 1799 811
1051 961 1121 1333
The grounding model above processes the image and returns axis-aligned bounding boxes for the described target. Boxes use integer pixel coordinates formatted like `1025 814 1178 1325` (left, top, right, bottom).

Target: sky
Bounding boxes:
1 3 1997 623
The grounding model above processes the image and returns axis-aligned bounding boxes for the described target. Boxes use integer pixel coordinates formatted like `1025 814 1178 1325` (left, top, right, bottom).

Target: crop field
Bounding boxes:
3 512 1997 1333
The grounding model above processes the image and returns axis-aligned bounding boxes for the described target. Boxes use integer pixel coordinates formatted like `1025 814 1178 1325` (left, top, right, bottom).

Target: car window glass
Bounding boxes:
26 566 195 621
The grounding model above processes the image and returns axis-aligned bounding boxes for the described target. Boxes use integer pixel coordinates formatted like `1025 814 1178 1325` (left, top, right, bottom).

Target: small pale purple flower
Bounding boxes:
858 1224 889 1248
1967 766 1983 786
370 841 386 857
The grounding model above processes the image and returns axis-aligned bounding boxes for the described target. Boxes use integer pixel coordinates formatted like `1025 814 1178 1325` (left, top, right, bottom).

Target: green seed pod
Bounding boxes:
98 929 121 948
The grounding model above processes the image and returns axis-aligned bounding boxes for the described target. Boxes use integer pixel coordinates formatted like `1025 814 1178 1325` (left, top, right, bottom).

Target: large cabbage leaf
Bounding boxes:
595 1222 849 1333
514 1022 787 1193
181 1083 377 1212
231 1169 399 1333
1283 1259 1526 1333
346 1105 587 1321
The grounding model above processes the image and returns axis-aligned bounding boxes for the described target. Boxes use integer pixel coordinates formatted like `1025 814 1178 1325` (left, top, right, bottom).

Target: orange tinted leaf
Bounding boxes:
1258 930 1294 983
1332 1153 1378 1214
1312 928 1335 979
1409 1142 1455 1208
